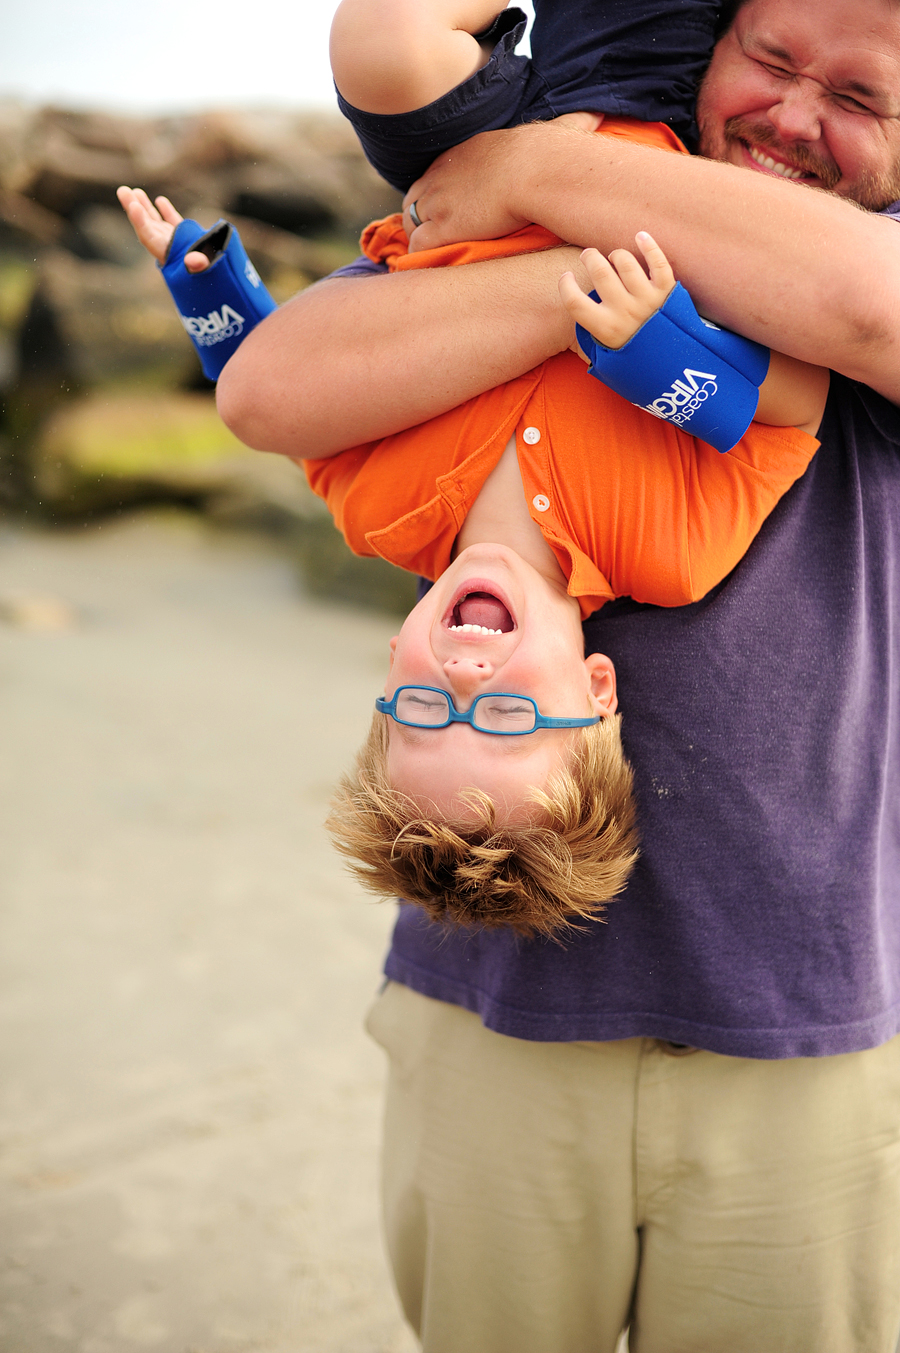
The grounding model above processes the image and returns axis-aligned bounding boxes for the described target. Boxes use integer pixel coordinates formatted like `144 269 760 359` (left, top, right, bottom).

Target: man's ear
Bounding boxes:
585 652 617 716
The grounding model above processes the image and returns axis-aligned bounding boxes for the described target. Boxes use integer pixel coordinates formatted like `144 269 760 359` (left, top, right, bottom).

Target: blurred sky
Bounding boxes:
0 0 534 114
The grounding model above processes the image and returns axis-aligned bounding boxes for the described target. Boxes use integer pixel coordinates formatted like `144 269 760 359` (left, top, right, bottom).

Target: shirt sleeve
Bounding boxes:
322 255 389 280
679 424 820 602
335 8 530 192
536 355 820 608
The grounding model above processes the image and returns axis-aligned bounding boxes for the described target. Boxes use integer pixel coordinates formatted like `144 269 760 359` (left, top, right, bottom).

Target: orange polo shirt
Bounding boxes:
302 118 819 619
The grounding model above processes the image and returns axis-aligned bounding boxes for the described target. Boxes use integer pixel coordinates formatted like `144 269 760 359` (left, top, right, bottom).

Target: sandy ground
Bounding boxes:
0 512 419 1353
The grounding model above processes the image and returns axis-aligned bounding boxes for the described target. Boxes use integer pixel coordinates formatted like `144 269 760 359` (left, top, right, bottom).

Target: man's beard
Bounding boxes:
697 110 900 211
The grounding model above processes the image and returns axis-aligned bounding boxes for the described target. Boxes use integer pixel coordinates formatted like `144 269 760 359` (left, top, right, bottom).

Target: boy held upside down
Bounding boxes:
118 177 827 937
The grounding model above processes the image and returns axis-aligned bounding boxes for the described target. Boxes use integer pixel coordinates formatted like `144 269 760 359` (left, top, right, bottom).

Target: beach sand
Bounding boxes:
0 510 416 1352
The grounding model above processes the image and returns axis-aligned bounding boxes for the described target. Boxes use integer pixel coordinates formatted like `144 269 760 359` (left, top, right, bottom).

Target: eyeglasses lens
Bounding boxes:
472 695 537 732
395 689 451 725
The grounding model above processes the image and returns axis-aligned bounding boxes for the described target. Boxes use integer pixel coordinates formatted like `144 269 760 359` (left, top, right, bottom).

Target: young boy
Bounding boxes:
312 239 824 939
119 182 824 939
116 2 827 937
313 0 827 936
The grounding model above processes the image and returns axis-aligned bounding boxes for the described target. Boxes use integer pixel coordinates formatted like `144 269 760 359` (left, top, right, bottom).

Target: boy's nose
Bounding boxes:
443 657 495 702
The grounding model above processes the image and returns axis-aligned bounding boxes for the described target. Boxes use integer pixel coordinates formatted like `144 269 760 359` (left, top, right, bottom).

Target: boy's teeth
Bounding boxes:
448 623 502 634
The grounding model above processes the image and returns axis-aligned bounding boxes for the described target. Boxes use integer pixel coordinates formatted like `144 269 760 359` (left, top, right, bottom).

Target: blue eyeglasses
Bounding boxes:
376 686 601 736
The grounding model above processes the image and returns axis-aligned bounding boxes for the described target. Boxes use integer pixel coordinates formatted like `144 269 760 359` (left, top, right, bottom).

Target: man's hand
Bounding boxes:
116 186 209 273
402 112 603 252
560 232 676 356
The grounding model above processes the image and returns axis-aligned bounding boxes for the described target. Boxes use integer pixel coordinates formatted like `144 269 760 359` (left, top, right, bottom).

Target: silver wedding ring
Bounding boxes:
409 200 424 229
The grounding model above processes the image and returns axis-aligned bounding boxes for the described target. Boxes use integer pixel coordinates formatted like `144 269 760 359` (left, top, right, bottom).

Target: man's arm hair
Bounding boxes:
403 122 900 402
218 121 900 457
216 247 588 459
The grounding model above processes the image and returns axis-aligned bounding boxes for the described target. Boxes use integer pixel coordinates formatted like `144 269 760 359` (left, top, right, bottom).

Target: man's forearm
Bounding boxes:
216 247 582 459
408 123 900 401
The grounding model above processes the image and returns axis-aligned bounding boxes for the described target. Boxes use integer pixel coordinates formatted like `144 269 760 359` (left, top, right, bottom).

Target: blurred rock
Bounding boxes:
293 513 418 618
0 187 65 246
22 250 193 388
26 387 417 614
30 389 307 515
73 204 150 265
3 104 399 240
0 99 400 523
0 100 37 200
0 254 36 393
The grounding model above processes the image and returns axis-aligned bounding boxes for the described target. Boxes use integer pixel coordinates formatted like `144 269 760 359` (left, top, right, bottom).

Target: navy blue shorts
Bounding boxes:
337 0 721 192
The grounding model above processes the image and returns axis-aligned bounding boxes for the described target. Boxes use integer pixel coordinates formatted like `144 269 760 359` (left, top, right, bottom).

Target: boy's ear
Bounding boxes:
585 652 617 717
388 635 399 671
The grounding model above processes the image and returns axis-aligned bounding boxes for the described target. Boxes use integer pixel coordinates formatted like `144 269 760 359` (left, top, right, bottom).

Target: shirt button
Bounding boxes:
523 426 541 444
532 494 550 512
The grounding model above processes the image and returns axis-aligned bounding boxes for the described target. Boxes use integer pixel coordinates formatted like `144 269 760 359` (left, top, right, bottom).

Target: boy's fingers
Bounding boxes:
558 270 584 310
131 187 161 220
607 247 658 300
123 200 158 250
580 247 632 309
559 271 606 327
580 246 614 285
154 195 184 227
559 272 636 350
117 186 152 230
635 230 675 295
184 251 210 273
117 193 173 262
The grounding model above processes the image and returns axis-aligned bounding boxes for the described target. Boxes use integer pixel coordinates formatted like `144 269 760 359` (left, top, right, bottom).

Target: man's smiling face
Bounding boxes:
696 0 900 209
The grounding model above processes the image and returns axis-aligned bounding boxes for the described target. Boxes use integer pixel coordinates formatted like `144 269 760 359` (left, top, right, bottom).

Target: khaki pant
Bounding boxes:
367 981 900 1353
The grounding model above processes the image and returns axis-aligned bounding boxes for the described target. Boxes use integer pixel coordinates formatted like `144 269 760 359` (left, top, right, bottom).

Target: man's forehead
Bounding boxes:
732 0 900 31
734 0 900 109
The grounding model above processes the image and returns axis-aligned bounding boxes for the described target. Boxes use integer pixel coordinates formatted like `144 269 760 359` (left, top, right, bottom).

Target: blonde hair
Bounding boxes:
326 711 638 938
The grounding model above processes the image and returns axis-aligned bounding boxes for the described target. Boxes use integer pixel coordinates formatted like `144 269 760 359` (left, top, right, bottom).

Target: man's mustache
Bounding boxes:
723 117 840 189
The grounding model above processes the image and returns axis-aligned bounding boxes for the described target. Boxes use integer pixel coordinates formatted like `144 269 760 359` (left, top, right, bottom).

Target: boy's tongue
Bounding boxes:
457 591 513 632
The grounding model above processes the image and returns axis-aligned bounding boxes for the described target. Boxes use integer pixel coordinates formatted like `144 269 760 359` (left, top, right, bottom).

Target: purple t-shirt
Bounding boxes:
336 211 900 1059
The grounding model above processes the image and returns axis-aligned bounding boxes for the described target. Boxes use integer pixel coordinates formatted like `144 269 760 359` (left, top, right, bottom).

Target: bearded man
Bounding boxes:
218 1 900 1347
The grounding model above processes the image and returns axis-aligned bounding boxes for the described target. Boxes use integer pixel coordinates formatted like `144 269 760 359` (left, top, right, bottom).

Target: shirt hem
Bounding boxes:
383 953 900 1060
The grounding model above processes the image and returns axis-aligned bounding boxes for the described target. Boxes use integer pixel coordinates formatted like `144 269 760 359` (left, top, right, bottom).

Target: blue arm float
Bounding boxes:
576 282 770 453
160 219 277 380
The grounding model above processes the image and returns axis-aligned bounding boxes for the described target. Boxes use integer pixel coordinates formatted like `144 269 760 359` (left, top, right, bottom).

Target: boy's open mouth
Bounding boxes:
444 586 516 635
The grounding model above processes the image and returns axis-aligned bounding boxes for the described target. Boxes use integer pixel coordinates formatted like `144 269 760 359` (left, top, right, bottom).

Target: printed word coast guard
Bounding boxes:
160 219 277 380
576 282 770 453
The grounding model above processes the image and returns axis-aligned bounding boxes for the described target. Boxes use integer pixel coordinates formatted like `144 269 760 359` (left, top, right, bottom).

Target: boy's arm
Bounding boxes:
330 0 509 115
755 353 830 437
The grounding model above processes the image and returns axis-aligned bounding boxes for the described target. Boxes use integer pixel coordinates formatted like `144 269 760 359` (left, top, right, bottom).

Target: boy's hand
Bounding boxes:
116 186 209 273
559 232 675 357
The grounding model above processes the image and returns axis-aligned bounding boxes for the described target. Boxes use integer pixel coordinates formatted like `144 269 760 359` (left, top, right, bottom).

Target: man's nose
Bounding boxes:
767 76 825 144
443 656 495 703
